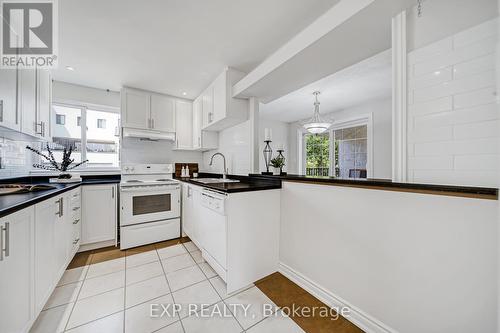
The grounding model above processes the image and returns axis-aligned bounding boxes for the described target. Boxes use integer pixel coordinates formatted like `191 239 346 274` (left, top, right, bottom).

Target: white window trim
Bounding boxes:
297 112 374 178
41 101 121 172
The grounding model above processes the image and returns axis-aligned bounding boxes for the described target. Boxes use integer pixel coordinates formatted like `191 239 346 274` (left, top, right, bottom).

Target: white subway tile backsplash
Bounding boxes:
408 96 452 116
408 156 453 170
408 125 453 143
453 120 500 140
414 138 499 156
453 53 495 79
412 170 499 187
413 35 496 77
407 37 453 65
413 72 495 103
407 19 499 187
408 67 453 91
414 103 499 129
453 87 497 109
453 18 498 49
454 154 499 171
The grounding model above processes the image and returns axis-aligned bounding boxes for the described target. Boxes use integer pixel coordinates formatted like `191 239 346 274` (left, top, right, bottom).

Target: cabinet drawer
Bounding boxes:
120 218 180 250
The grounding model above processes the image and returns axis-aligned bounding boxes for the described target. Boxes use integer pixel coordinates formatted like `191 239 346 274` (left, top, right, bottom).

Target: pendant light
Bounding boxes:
302 91 332 134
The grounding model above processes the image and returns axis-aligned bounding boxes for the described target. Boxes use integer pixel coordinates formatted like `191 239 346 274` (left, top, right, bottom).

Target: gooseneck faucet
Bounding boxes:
209 153 227 179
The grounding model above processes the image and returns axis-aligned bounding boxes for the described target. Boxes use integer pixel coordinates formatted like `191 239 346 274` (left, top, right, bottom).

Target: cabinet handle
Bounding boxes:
112 186 115 199
35 122 43 135
73 219 80 225
72 206 80 211
0 222 9 261
55 198 63 217
0 100 3 122
73 238 80 244
198 137 201 147
151 118 155 129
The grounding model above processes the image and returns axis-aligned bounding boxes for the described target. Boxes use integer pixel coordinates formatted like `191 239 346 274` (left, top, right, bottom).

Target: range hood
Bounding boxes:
122 128 175 141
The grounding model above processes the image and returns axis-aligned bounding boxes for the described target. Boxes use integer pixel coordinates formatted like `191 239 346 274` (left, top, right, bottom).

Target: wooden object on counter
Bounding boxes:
175 163 198 178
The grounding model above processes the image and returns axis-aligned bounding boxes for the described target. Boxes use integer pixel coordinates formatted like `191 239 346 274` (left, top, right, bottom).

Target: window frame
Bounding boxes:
55 113 66 125
50 101 121 171
299 113 373 178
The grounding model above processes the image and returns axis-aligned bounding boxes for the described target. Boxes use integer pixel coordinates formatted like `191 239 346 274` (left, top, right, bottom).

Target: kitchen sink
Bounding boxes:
191 178 240 184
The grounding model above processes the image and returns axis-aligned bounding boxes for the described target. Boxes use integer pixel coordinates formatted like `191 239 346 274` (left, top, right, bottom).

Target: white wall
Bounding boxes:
406 16 499 187
202 120 252 175
288 97 392 179
280 181 498 333
258 117 289 173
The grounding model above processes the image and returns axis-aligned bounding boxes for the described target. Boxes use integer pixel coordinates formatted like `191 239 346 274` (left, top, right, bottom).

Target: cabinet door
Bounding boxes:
0 208 34 333
175 100 192 149
81 184 117 244
0 68 20 131
212 72 227 123
37 69 51 140
20 69 37 136
202 87 213 127
151 94 175 132
192 98 202 149
121 89 150 129
182 184 193 237
34 198 58 312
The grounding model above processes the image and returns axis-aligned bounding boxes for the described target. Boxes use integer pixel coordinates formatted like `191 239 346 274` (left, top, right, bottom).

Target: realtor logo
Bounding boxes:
1 0 58 68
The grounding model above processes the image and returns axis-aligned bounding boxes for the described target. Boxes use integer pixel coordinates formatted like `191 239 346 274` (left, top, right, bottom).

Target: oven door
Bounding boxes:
120 184 180 226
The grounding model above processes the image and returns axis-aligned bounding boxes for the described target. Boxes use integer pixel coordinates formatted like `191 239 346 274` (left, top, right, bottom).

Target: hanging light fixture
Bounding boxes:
302 91 332 134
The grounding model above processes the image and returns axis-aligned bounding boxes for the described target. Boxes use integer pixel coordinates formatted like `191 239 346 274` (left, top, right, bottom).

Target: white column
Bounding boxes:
391 11 407 182
248 97 260 174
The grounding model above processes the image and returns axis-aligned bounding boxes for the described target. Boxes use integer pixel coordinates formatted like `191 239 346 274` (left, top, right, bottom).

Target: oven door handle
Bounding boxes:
120 186 180 193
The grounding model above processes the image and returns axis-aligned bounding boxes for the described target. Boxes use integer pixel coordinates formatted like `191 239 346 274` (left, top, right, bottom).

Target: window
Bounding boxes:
44 104 120 169
304 133 330 176
97 119 106 129
55 114 65 125
333 125 367 178
301 117 371 178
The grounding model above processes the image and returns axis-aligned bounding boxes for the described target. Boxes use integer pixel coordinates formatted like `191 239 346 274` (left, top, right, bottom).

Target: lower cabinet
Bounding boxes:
81 184 117 245
0 207 35 333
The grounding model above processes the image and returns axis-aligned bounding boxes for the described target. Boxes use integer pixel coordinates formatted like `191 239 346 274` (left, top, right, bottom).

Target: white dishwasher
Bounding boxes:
199 189 227 281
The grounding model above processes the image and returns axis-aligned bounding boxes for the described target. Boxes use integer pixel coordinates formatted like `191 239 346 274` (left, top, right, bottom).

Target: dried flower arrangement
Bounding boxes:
26 143 88 178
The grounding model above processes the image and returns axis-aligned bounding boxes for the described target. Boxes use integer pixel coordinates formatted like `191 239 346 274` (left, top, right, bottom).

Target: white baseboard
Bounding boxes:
279 262 397 333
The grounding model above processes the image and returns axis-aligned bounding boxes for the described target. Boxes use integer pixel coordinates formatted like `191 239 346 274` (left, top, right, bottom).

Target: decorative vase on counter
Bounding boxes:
272 167 281 175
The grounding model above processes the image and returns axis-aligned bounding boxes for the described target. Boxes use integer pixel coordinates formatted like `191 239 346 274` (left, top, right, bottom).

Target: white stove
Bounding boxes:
119 164 181 249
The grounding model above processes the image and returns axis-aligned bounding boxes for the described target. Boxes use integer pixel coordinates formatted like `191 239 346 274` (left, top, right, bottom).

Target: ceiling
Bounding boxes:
52 0 338 99
260 49 392 123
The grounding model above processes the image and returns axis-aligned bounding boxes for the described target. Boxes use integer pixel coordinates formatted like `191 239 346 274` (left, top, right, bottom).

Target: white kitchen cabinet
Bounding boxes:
69 189 82 253
151 94 176 132
121 88 151 129
0 207 34 333
36 69 52 141
200 68 248 132
20 69 37 137
201 86 213 128
81 184 117 245
192 96 218 151
0 68 20 131
183 186 280 293
175 100 193 149
34 195 59 313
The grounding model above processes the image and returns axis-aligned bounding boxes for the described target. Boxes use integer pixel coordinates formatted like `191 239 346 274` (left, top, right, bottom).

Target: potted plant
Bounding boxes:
270 156 285 175
26 143 88 182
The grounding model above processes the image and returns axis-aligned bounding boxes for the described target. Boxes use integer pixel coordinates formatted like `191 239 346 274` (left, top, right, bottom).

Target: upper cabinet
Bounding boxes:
121 88 176 133
0 67 51 141
0 68 20 131
192 96 218 151
121 88 150 129
151 94 175 133
175 99 193 149
200 67 248 131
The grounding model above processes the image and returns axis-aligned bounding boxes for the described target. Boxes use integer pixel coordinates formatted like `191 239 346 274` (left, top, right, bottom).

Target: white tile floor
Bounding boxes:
30 241 305 333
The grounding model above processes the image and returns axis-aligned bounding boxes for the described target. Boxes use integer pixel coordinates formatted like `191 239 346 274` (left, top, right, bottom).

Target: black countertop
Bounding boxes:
175 173 282 194
249 174 498 200
0 175 121 218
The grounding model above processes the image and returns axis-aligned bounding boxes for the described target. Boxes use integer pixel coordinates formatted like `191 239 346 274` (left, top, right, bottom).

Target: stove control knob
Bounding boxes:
130 167 135 172
124 167 129 172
